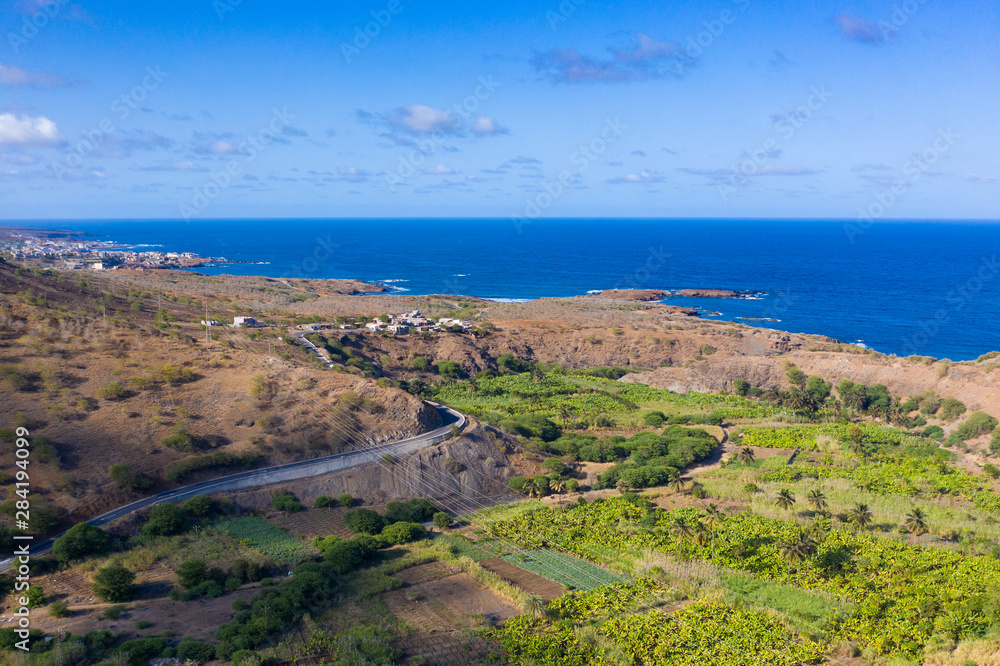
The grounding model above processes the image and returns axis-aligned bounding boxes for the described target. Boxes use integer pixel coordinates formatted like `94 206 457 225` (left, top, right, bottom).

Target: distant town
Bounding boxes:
0 226 225 270
218 309 474 334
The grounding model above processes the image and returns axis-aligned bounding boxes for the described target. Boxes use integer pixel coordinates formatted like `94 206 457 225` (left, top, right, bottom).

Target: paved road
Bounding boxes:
290 330 335 367
0 403 464 571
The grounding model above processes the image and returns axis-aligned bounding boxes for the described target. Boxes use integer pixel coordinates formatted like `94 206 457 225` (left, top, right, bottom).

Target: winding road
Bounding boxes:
0 402 464 572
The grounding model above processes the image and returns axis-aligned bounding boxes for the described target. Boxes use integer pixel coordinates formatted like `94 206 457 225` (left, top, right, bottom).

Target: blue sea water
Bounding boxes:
8 218 1000 361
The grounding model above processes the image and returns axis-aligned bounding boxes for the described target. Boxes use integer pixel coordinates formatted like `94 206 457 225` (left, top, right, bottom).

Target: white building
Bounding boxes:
365 322 385 331
388 324 409 334
232 316 258 328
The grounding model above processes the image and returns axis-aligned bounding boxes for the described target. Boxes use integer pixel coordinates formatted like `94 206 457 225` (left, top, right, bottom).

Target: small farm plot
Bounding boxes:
214 517 316 562
501 549 627 591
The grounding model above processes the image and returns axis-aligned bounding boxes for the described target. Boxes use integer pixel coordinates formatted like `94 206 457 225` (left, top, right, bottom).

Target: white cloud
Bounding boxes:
0 113 64 146
472 115 507 135
0 63 64 88
607 169 665 184
393 105 462 134
130 160 205 172
424 164 454 175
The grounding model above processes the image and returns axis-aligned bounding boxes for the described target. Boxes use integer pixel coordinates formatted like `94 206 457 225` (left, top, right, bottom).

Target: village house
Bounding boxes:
232 316 258 328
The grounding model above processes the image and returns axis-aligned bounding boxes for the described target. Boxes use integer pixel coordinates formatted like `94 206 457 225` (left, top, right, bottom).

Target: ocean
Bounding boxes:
9 218 1000 362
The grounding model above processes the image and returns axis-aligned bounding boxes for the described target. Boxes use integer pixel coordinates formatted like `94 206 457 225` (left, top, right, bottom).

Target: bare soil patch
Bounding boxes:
478 558 565 602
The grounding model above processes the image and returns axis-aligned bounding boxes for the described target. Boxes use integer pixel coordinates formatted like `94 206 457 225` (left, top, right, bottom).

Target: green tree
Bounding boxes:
338 493 354 508
805 375 832 402
643 411 666 428
785 366 807 388
272 491 303 512
805 489 828 513
176 559 208 589
314 495 333 508
775 489 795 511
435 360 463 379
736 447 755 466
52 524 113 563
939 397 967 422
432 512 452 529
904 508 929 538
108 464 152 492
344 508 386 534
142 503 190 536
847 503 873 530
180 495 215 517
954 411 998 441
92 566 135 602
732 378 749 396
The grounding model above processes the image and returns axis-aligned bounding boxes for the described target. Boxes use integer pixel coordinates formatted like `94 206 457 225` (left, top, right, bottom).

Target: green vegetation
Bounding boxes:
214 517 316 562
52 523 113 563
272 490 304 512
92 565 135 602
502 549 626 591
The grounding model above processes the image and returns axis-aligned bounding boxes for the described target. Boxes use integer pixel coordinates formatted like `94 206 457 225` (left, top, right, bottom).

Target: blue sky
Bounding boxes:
0 0 998 219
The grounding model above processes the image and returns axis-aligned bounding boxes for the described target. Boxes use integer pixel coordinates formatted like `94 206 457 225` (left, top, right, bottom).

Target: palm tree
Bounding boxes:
692 523 711 548
736 447 756 466
525 594 546 619
700 504 723 529
668 475 687 495
616 478 631 494
846 503 873 531
904 508 929 539
775 489 796 511
549 478 565 494
669 522 693 545
805 489 828 514
557 404 572 429
525 480 539 498
778 530 818 566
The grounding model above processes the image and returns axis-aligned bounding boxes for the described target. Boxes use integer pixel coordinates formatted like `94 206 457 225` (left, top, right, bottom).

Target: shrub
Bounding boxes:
785 366 806 387
984 463 1000 479
992 429 1000 455
732 378 750 396
92 566 135 603
272 491 303 513
344 508 386 534
314 495 333 508
180 494 215 517
160 430 195 452
322 536 380 574
939 397 967 421
48 601 70 618
109 464 152 492
384 498 437 524
565 479 580 493
231 558 266 583
923 425 945 440
142 503 190 536
433 512 452 529
176 559 208 589
381 521 427 545
643 411 666 428
743 483 760 494
176 639 217 662
954 411 999 441
97 382 127 400
435 360 463 379
411 356 430 371
53 523 113 563
338 493 354 508
541 457 566 475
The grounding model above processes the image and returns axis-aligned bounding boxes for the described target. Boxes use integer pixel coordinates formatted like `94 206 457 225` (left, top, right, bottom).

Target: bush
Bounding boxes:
314 495 333 508
433 512 452 529
176 559 208 589
160 430 195 452
338 493 354 508
180 494 215 517
48 601 70 618
142 503 190 536
565 479 580 493
435 360 463 379
743 483 760 494
923 425 945 440
541 457 566 475
135 620 153 630
322 536 380 574
380 521 427 545
53 523 113 563
954 411 999 441
732 378 749 396
992 429 1000 455
109 464 152 492
643 411 666 428
231 558 266 583
97 382 127 400
411 356 430 371
272 491 303 513
92 566 135 603
939 397 967 421
177 639 217 662
384 498 437 524
984 463 1000 479
344 508 386 534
